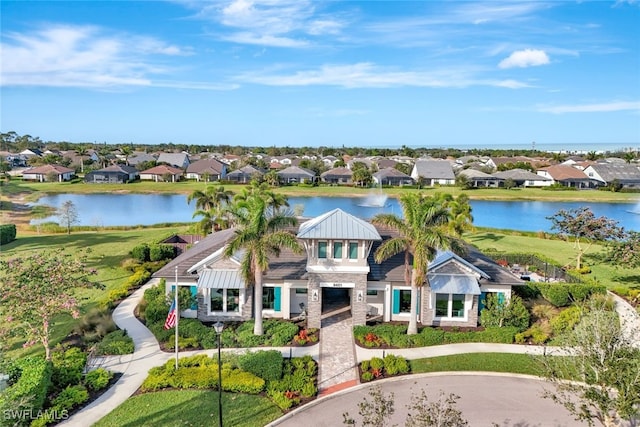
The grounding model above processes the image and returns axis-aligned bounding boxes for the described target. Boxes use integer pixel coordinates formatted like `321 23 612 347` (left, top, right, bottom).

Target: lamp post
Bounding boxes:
213 321 224 427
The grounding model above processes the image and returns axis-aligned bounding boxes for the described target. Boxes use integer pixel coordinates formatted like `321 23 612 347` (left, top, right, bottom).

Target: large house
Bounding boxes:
22 164 74 182
153 209 523 329
582 162 640 188
186 158 227 182
84 165 139 183
410 160 455 186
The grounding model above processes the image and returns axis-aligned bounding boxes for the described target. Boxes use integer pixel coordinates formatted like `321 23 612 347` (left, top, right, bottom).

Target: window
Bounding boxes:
263 288 275 310
210 289 240 313
452 294 465 318
348 242 358 259
367 290 378 296
435 294 449 317
333 241 343 259
318 241 327 259
399 290 411 313
295 288 308 294
435 293 466 318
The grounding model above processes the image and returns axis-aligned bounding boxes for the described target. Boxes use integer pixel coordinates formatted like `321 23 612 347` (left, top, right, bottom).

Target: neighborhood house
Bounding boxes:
154 209 524 329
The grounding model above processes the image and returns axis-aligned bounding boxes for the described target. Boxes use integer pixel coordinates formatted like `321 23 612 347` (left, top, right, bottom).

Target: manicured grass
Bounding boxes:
410 353 544 377
1 227 189 359
466 230 640 290
4 179 638 202
93 390 282 427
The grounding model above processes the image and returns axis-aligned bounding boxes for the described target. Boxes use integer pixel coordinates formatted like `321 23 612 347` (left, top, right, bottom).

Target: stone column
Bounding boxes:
306 276 322 329
352 275 368 326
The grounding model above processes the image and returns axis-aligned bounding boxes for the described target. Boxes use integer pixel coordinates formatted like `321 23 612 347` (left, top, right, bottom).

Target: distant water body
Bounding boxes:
426 142 639 153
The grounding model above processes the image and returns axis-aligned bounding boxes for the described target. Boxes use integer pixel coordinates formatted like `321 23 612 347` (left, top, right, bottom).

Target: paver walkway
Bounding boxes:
317 307 358 394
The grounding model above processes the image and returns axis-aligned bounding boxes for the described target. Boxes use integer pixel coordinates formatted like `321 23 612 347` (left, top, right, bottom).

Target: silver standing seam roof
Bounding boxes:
297 208 382 240
197 269 244 289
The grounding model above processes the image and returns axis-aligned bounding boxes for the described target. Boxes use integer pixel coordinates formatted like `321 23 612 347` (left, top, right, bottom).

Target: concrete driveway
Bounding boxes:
270 372 587 427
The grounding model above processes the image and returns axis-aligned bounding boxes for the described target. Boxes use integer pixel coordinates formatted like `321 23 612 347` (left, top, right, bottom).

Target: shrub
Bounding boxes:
515 323 550 345
51 347 87 390
0 224 17 244
383 354 409 376
131 244 150 262
149 244 175 262
84 368 113 391
164 337 199 350
74 307 117 344
268 390 295 410
51 385 89 412
369 357 384 372
0 357 51 420
223 370 265 394
550 306 582 336
537 284 571 307
360 360 370 372
300 381 317 398
361 371 374 382
480 294 530 331
238 350 283 382
94 329 134 355
531 303 558 321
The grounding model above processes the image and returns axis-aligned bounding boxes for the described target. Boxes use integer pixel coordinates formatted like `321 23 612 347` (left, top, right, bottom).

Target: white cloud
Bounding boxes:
0 24 227 90
499 49 550 69
538 101 640 114
222 32 309 48
236 62 529 89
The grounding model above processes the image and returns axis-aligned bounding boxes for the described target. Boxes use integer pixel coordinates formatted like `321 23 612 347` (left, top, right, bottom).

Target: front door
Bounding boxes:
322 288 350 313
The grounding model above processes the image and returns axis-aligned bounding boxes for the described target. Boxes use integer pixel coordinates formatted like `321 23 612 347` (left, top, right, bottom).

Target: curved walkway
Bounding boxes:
61 282 640 426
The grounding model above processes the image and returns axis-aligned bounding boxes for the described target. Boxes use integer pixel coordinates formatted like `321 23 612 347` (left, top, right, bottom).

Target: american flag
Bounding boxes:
164 300 177 330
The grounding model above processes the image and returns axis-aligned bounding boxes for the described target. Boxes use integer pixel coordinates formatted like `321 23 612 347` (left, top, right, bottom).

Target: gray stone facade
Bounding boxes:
196 290 253 323
306 272 369 329
421 293 480 328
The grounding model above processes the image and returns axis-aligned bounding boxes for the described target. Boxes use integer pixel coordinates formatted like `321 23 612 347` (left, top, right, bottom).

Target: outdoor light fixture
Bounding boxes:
213 321 224 427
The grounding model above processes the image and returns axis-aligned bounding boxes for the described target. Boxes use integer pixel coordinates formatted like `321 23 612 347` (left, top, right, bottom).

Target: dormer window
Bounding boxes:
318 241 327 259
348 242 358 260
333 241 343 259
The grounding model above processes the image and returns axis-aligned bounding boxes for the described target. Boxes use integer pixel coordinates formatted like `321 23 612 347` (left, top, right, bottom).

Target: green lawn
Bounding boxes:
93 390 282 427
4 179 638 203
410 353 544 377
466 230 639 289
1 226 189 359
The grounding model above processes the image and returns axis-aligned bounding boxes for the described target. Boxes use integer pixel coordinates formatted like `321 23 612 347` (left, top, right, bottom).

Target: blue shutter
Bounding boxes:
190 286 198 310
392 290 400 314
498 292 505 306
479 292 487 313
274 287 281 312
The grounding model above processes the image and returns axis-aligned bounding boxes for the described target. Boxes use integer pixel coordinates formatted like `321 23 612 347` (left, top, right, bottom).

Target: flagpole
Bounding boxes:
174 265 179 370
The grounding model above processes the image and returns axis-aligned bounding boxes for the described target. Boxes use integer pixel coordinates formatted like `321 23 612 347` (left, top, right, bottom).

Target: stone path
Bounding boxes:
317 307 358 394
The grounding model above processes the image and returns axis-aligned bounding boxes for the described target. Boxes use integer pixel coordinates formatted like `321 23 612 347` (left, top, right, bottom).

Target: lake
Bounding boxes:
31 193 640 232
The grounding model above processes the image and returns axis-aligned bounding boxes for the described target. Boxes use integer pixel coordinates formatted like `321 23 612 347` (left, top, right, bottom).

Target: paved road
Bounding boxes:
270 373 587 427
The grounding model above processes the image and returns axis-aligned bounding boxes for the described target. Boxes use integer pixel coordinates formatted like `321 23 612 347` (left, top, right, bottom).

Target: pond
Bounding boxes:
31 193 640 232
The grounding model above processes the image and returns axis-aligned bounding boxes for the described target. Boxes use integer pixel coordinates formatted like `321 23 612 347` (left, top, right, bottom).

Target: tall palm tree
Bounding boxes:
75 145 88 173
372 192 470 335
224 192 302 335
187 186 234 233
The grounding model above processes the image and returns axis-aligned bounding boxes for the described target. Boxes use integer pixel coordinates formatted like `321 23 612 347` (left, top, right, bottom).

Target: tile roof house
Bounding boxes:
582 162 640 188
536 165 591 188
320 167 353 184
226 165 264 183
186 158 227 182
410 159 455 186
492 169 552 187
139 164 184 182
456 169 500 188
373 167 414 186
22 164 75 182
84 165 139 183
153 208 523 329
277 166 316 184
157 152 190 169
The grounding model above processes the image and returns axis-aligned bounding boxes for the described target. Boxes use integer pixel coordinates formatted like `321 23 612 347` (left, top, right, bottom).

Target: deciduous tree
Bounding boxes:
0 250 97 360
546 207 625 270
57 200 79 235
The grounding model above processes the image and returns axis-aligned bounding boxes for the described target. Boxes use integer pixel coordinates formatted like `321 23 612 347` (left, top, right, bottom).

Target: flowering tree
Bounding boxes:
607 231 640 268
546 207 625 270
0 249 96 360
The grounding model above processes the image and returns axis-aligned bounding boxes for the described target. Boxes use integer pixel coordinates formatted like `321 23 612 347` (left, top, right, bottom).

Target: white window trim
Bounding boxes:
332 241 344 262
348 241 359 262
432 293 470 322
207 288 244 316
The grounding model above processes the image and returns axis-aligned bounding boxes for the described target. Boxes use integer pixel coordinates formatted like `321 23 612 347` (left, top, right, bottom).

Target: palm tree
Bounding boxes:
224 191 302 335
372 192 470 335
187 186 234 233
75 145 88 173
120 145 134 166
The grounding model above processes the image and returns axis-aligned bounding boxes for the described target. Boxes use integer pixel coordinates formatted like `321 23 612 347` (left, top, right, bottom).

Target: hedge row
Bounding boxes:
360 354 410 382
354 324 518 348
130 243 175 263
0 356 52 424
516 282 607 307
0 224 16 245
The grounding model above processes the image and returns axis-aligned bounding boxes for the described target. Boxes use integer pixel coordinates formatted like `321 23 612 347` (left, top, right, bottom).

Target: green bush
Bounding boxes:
94 330 134 355
51 347 87 390
0 224 16 244
127 268 152 289
164 337 199 350
361 371 374 382
383 354 409 376
74 307 117 344
238 350 283 382
84 368 113 391
267 390 294 410
515 324 550 345
130 244 150 262
51 384 89 412
369 357 384 371
223 370 265 394
149 244 175 262
550 306 582 336
0 357 51 421
360 360 370 372
537 284 571 307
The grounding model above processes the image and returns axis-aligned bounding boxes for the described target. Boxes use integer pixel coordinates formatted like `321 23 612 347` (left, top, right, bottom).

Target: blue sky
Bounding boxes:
1 1 639 149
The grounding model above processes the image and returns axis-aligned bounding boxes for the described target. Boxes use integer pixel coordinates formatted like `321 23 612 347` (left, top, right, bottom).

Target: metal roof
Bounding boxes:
197 269 244 289
412 160 455 179
429 274 481 295
297 208 382 240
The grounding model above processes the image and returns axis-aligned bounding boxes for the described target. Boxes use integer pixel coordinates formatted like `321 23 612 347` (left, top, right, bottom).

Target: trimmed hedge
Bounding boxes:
535 283 606 307
238 350 283 382
0 357 52 423
0 224 16 244
94 330 134 355
51 347 87 391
